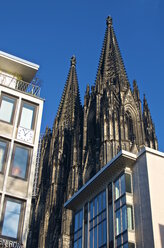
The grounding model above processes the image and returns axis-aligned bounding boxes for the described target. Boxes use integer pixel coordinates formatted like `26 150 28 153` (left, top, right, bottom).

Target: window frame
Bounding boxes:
9 143 32 181
89 190 107 248
0 92 17 125
115 204 134 237
18 100 38 130
0 197 25 241
0 138 9 174
114 172 133 200
74 209 83 248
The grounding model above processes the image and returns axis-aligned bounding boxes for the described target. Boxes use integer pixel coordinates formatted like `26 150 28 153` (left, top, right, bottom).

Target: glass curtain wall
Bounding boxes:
89 190 107 248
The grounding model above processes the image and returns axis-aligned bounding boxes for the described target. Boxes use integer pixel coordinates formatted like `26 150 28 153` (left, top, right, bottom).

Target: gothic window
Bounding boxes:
125 112 135 142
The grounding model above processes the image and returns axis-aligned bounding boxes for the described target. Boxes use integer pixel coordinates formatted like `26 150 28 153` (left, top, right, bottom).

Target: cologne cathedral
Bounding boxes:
27 16 158 248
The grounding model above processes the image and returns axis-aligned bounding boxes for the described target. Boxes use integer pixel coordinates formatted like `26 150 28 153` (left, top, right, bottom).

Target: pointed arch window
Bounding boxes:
125 111 135 142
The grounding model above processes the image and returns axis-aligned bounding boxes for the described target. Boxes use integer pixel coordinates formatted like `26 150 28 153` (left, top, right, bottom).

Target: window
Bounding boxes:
11 144 31 179
89 190 107 248
1 199 23 239
115 173 132 200
0 94 16 123
125 111 135 142
122 243 135 248
0 140 8 172
125 174 132 193
74 209 83 248
127 206 133 230
115 205 134 236
19 102 36 129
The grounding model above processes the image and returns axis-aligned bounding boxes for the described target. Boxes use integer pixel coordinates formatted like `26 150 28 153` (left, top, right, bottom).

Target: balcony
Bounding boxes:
0 72 41 97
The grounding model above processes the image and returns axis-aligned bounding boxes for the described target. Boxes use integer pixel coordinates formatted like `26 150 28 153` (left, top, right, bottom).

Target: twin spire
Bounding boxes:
96 16 129 89
55 55 81 130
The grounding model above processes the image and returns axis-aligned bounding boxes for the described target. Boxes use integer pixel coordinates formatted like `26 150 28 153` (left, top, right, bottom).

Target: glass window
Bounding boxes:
2 199 22 238
74 209 83 248
0 95 15 123
0 140 7 172
116 209 121 235
89 190 107 247
123 243 129 248
123 243 135 248
127 206 133 230
125 174 132 193
11 145 30 179
115 173 132 200
121 175 125 195
20 102 35 129
115 179 120 200
115 205 134 236
122 205 127 232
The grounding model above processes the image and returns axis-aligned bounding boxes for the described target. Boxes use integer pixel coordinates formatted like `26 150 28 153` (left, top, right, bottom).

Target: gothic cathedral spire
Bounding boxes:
28 17 158 248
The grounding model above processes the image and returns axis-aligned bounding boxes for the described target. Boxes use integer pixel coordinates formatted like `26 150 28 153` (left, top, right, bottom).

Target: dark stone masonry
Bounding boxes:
27 16 158 248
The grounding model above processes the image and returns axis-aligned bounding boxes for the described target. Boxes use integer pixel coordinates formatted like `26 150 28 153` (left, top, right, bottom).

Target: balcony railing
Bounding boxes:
0 72 41 97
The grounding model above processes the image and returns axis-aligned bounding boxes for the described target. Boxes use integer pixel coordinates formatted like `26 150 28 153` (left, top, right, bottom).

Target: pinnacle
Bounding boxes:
71 55 76 67
106 16 112 27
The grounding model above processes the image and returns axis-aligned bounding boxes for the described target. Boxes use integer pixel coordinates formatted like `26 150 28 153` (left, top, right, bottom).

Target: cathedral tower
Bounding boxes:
28 16 158 248
82 16 158 183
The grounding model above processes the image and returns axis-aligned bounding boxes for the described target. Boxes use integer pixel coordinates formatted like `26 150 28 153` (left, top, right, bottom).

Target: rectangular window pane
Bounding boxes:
12 146 29 179
0 141 7 171
98 222 102 247
79 210 83 228
121 174 125 196
75 213 79 232
94 226 97 248
109 204 113 243
94 197 98 217
123 243 129 248
102 220 107 245
122 205 127 232
102 191 106 210
90 201 93 220
90 229 93 248
116 209 121 235
125 174 132 193
115 179 120 200
20 103 35 129
0 96 15 123
2 200 21 238
127 206 133 230
74 209 83 248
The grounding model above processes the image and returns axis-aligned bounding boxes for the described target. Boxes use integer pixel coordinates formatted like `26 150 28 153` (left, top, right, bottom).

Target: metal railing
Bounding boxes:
32 134 43 197
0 72 41 97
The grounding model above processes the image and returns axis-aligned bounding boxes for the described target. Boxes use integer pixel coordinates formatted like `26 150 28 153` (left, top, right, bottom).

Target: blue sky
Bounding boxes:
0 0 164 151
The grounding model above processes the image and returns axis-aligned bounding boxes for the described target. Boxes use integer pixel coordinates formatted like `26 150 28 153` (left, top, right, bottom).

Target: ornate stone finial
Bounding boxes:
71 55 76 66
106 16 112 27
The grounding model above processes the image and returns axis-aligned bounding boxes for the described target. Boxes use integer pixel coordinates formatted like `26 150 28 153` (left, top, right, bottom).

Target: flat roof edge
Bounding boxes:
64 150 137 209
0 51 39 70
138 146 164 158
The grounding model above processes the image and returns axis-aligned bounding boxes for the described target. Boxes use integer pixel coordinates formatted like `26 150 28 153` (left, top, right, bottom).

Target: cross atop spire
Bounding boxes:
106 16 112 27
71 55 76 67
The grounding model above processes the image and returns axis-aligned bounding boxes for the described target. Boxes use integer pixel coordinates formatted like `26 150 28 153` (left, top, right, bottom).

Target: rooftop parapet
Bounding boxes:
0 51 41 97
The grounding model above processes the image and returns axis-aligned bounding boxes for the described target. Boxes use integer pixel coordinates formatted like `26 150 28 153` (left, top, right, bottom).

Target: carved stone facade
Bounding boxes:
27 17 158 248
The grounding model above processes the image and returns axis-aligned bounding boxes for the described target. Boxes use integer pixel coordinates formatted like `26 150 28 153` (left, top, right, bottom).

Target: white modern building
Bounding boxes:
0 51 44 248
65 147 164 248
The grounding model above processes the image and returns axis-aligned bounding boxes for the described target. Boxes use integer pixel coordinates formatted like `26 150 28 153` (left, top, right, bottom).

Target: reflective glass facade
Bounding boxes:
73 172 135 248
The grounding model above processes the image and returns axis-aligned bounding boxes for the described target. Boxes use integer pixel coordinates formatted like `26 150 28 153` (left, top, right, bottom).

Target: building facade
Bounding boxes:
28 17 158 248
65 147 164 248
0 51 44 247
